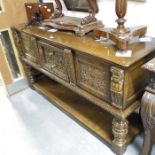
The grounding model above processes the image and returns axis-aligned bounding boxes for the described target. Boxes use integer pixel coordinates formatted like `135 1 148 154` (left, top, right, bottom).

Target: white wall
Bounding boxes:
44 0 155 37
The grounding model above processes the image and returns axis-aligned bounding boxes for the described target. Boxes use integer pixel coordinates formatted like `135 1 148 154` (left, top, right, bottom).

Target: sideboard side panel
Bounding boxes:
21 32 39 63
124 65 150 108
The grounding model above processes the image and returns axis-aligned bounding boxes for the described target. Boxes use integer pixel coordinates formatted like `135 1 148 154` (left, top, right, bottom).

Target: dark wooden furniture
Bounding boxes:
25 3 54 21
140 58 155 155
12 25 155 155
94 0 147 51
43 0 102 36
63 0 98 13
43 16 103 36
50 0 64 19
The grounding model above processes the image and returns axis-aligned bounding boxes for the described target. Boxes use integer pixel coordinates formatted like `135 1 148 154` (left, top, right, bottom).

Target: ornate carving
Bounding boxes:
80 64 106 92
141 92 155 131
64 49 76 86
38 41 69 81
112 117 128 155
140 92 155 155
81 0 97 25
140 58 155 155
110 67 124 109
11 28 24 57
52 50 67 73
43 0 103 37
50 0 64 19
77 60 110 100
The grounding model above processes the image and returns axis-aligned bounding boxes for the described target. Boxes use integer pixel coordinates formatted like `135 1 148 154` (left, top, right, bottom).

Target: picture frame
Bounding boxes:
63 0 98 12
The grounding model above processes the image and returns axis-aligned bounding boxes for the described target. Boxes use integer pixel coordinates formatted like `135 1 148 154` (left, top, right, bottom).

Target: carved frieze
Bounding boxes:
38 41 69 81
77 58 110 101
80 63 105 92
110 67 124 109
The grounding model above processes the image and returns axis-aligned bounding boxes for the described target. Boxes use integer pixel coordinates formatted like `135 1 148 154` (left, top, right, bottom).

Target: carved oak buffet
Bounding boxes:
12 25 155 155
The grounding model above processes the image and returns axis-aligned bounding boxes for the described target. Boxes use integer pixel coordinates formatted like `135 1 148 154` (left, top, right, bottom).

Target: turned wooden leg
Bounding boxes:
23 64 41 90
140 92 155 155
112 117 128 155
24 64 36 85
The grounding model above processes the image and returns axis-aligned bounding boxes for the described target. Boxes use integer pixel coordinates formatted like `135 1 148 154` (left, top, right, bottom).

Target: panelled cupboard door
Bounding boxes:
38 40 69 82
76 55 110 102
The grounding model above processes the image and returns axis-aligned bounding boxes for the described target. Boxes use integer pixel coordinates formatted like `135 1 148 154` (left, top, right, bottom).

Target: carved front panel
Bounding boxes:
76 57 110 101
21 32 38 63
38 41 69 82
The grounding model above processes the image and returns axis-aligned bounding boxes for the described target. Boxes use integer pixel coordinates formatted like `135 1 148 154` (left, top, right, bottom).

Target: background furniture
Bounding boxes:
44 0 102 36
25 3 54 21
12 25 155 155
95 0 147 51
141 58 155 155
63 0 98 12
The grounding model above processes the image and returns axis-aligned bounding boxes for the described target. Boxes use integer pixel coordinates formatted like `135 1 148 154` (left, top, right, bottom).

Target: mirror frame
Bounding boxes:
63 0 98 12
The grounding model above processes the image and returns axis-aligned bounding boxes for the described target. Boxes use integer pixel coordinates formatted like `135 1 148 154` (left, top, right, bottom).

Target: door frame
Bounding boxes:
0 27 25 95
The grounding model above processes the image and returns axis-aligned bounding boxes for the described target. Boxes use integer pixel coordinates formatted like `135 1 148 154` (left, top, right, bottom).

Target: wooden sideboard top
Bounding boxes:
16 25 155 68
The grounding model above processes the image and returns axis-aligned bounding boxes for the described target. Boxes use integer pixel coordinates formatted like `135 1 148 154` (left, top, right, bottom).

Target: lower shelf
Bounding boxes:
33 77 142 148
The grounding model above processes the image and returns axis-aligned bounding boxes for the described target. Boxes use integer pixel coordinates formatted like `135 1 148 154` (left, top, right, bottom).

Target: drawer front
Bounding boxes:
38 41 69 82
21 32 38 63
76 56 110 102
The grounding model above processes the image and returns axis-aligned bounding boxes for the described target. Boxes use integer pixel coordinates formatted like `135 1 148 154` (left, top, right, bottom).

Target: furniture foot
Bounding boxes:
140 92 155 155
112 117 128 155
